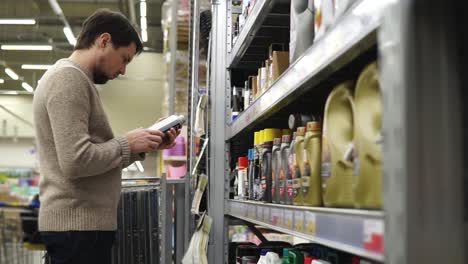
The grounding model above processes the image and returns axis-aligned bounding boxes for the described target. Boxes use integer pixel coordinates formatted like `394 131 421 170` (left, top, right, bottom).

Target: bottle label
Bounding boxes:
321 134 331 178
293 178 301 198
354 157 360 177
321 162 331 177
279 181 285 198
286 179 294 200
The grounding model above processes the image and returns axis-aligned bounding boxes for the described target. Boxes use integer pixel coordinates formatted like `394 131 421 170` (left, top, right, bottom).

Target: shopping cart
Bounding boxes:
0 201 50 264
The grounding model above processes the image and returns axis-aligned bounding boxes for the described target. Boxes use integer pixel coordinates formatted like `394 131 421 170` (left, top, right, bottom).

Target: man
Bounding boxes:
33 9 179 264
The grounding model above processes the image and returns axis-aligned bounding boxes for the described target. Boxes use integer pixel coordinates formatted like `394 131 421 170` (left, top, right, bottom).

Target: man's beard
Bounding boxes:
93 68 109 84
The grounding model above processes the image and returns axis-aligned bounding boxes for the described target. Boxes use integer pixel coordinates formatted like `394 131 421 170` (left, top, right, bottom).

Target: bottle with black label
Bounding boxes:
279 132 292 205
247 149 255 200
253 131 262 201
302 120 322 206
259 129 281 202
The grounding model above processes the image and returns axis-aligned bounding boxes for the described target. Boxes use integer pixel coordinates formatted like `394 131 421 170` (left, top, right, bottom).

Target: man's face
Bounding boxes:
94 38 137 84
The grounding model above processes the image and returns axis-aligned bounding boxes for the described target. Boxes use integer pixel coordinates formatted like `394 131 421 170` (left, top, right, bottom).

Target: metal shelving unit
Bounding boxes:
227 200 384 262
202 0 467 263
227 0 389 140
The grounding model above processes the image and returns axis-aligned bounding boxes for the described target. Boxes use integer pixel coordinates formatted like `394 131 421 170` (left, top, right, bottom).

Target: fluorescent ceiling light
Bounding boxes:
5 68 19 80
22 82 34 93
140 16 147 30
0 79 4 84
22 64 53 70
135 161 145 172
141 30 148 42
63 27 76 46
0 19 36 25
1 45 53 51
1 91 19 95
140 1 147 17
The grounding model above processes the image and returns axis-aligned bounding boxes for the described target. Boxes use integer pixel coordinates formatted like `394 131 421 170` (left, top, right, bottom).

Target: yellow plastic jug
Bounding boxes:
302 120 322 206
354 62 383 209
293 127 306 206
321 81 355 208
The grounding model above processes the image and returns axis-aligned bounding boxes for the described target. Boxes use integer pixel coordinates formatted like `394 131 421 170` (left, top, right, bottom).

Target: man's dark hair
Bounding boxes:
75 9 143 54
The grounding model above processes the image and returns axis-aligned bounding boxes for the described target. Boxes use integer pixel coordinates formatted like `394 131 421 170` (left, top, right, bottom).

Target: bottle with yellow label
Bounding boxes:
293 127 306 205
354 62 382 209
321 81 355 208
302 119 322 206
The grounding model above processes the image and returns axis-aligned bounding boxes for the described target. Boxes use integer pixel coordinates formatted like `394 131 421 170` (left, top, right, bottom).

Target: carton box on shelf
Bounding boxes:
269 51 290 85
250 76 258 100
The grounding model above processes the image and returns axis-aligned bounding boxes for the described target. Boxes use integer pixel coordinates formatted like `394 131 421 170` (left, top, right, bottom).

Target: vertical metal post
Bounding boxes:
174 182 186 264
159 175 173 264
169 0 179 115
208 0 228 262
381 1 466 263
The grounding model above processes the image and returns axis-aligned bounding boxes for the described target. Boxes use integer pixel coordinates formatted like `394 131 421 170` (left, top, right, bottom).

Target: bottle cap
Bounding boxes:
296 127 306 136
254 132 260 145
263 128 281 143
248 149 254 160
281 134 291 144
238 157 248 168
306 121 321 132
273 138 282 146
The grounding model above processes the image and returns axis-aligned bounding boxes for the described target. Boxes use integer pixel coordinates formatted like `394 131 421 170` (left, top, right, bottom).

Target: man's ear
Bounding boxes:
97 33 112 48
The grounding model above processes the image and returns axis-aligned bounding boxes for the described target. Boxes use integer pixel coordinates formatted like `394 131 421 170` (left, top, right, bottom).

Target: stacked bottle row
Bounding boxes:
234 62 382 209
230 242 375 264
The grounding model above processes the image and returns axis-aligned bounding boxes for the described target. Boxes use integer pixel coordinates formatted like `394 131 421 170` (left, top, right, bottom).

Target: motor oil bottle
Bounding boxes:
248 149 255 200
259 129 281 202
302 120 322 206
293 127 306 205
272 137 283 203
279 132 292 205
286 132 298 205
353 62 382 209
253 131 262 201
321 82 355 208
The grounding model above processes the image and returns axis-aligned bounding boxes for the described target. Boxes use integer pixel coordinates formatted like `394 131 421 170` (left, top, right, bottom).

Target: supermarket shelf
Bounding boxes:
226 199 384 262
226 0 389 140
229 0 288 68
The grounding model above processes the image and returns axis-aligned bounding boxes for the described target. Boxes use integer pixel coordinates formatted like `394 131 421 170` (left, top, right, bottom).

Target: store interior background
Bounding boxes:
0 0 190 191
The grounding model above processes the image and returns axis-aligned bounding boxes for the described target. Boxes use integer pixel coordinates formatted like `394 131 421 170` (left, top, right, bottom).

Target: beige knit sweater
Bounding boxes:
33 59 143 231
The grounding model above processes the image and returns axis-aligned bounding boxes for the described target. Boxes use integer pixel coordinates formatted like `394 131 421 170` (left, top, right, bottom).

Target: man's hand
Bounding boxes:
158 128 182 150
125 128 165 153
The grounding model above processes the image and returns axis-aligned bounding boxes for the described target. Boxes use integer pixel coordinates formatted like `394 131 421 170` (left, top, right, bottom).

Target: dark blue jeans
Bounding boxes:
40 231 115 264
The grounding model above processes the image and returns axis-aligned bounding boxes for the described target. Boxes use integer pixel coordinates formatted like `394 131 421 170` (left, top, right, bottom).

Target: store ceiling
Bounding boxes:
0 0 164 92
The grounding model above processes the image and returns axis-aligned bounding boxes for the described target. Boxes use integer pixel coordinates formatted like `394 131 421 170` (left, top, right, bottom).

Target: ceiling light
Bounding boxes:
140 1 147 17
5 68 19 80
141 30 148 42
140 17 147 30
63 27 76 46
1 91 19 95
1 45 53 51
135 161 145 172
22 82 34 93
21 64 53 70
0 79 4 84
0 19 36 25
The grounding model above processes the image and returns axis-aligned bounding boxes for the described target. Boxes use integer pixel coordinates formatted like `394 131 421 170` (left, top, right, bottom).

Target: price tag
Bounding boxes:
304 212 317 235
363 220 384 254
294 210 305 232
284 209 294 230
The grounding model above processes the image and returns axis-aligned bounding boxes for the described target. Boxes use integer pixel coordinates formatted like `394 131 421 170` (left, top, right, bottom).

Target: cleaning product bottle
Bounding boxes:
259 129 281 202
293 127 306 205
279 132 291 204
353 62 382 209
321 82 355 207
258 249 269 264
286 132 298 205
254 131 263 201
248 149 255 200
280 248 291 264
289 250 304 264
272 137 283 203
238 157 249 199
302 120 322 206
265 252 281 264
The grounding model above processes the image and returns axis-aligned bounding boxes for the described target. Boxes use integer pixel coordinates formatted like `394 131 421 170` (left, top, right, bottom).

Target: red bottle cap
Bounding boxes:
238 157 248 168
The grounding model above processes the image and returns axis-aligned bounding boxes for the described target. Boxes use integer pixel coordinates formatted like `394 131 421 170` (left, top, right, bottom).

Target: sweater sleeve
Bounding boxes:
45 68 131 179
